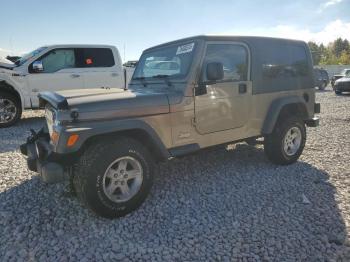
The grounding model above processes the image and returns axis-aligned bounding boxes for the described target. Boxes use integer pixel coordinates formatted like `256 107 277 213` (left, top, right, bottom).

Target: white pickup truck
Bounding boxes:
0 45 133 127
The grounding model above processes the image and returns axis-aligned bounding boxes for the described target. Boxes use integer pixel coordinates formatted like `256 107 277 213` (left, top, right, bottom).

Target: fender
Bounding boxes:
261 96 310 135
0 79 26 110
55 118 170 160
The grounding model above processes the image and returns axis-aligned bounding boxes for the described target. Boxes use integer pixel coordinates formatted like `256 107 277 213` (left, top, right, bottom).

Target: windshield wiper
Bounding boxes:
152 74 172 87
133 76 148 87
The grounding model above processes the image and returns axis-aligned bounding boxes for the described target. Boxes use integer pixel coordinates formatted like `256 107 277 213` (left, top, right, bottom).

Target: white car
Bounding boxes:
0 45 132 127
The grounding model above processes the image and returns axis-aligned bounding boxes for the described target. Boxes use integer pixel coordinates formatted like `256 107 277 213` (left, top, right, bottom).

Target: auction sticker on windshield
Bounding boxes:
176 43 195 55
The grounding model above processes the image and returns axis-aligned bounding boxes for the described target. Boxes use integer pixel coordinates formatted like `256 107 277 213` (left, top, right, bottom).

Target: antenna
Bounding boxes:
9 36 13 55
123 43 126 62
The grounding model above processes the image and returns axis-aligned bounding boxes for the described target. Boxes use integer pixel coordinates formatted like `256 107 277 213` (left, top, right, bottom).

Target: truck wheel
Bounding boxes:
245 137 258 146
74 137 154 218
264 117 306 165
319 82 326 90
0 92 22 128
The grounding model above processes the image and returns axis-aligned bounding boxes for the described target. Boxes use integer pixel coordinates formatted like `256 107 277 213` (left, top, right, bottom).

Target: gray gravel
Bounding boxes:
1 90 350 261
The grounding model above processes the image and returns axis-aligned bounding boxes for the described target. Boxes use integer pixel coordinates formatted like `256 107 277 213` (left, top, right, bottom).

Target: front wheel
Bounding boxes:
0 92 22 128
264 117 306 165
74 137 154 218
335 90 342 95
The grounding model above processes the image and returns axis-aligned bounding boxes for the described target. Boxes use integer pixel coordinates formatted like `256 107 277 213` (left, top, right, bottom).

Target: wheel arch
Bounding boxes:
0 80 24 109
262 96 310 135
57 119 170 162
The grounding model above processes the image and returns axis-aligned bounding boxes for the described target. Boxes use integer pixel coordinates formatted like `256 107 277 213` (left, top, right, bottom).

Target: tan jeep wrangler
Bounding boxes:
21 36 320 218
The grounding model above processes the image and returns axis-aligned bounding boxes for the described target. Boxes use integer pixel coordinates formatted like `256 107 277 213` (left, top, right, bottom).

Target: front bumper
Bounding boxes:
334 83 350 92
20 129 67 184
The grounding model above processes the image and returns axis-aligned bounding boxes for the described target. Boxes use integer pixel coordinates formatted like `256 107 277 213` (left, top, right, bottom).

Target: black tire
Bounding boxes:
264 117 306 165
335 90 342 95
319 82 326 90
0 92 22 128
245 137 258 146
73 137 154 218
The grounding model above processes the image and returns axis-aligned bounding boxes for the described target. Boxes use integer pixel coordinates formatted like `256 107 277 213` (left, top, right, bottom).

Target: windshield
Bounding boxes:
133 42 196 80
346 71 350 77
15 46 47 66
340 69 350 75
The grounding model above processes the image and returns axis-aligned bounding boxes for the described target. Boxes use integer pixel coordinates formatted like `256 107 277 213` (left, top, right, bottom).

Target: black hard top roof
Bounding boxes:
143 35 306 53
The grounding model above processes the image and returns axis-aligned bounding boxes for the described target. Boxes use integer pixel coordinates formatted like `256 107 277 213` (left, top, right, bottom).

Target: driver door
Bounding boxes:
194 42 252 134
26 48 84 107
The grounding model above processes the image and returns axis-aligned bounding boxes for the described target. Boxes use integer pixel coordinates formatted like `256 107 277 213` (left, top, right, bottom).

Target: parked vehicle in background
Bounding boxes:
334 70 350 95
21 36 320 218
0 45 131 127
123 60 138 68
331 68 350 88
6 55 21 63
313 68 329 90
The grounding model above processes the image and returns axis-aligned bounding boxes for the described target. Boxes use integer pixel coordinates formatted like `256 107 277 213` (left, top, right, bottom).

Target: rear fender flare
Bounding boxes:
262 96 310 135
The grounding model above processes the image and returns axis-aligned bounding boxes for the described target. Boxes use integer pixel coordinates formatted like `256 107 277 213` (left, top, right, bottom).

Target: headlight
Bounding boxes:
45 106 60 137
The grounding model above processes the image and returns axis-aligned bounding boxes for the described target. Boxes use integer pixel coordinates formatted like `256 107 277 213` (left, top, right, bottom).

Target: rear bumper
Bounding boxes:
20 129 67 184
305 117 319 127
305 103 320 127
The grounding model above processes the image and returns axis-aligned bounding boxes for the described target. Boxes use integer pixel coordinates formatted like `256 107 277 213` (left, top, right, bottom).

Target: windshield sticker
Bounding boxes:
176 42 195 55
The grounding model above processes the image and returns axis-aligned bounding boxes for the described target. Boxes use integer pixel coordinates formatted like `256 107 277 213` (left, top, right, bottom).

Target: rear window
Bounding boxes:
77 48 115 68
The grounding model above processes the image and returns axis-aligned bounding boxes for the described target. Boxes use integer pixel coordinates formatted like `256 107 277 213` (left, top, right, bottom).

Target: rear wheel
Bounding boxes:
0 92 22 128
319 81 326 90
264 117 306 165
74 137 154 218
335 89 342 95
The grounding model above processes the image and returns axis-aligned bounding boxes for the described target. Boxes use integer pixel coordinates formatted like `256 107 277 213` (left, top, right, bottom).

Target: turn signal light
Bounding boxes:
67 134 79 147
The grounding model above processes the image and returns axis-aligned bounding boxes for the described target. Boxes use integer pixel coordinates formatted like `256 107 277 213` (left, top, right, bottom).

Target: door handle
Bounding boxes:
111 72 119 77
71 74 80 78
238 83 247 94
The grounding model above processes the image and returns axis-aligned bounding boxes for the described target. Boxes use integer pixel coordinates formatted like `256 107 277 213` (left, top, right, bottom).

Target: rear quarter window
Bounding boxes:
262 44 309 78
77 48 115 68
254 41 313 94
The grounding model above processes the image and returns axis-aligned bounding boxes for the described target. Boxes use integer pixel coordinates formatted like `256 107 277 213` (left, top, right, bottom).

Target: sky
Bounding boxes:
0 0 349 61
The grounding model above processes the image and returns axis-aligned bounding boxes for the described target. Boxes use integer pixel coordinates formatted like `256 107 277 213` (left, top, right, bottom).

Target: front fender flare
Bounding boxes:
55 118 170 160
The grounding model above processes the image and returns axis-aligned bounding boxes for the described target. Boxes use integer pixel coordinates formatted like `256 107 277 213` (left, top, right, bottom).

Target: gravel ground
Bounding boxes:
0 89 350 261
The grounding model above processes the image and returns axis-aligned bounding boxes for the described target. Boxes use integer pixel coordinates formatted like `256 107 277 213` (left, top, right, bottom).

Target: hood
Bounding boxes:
39 88 170 121
333 74 345 78
0 57 15 69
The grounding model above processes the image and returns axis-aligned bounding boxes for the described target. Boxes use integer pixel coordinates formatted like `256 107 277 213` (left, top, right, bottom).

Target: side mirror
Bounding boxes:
32 61 44 73
206 62 224 81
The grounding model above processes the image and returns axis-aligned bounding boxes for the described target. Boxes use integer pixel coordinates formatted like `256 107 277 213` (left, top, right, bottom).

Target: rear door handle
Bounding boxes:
238 83 247 94
71 74 80 78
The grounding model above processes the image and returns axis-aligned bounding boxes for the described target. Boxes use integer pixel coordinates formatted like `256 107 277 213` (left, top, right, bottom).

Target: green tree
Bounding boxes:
308 41 321 65
339 50 350 65
308 38 350 65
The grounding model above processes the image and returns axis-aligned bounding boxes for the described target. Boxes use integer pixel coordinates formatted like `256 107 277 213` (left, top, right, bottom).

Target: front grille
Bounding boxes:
336 82 350 89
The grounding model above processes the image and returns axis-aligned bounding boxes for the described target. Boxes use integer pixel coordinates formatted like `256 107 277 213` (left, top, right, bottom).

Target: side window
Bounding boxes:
79 48 115 68
203 44 248 82
262 45 309 78
41 49 75 73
